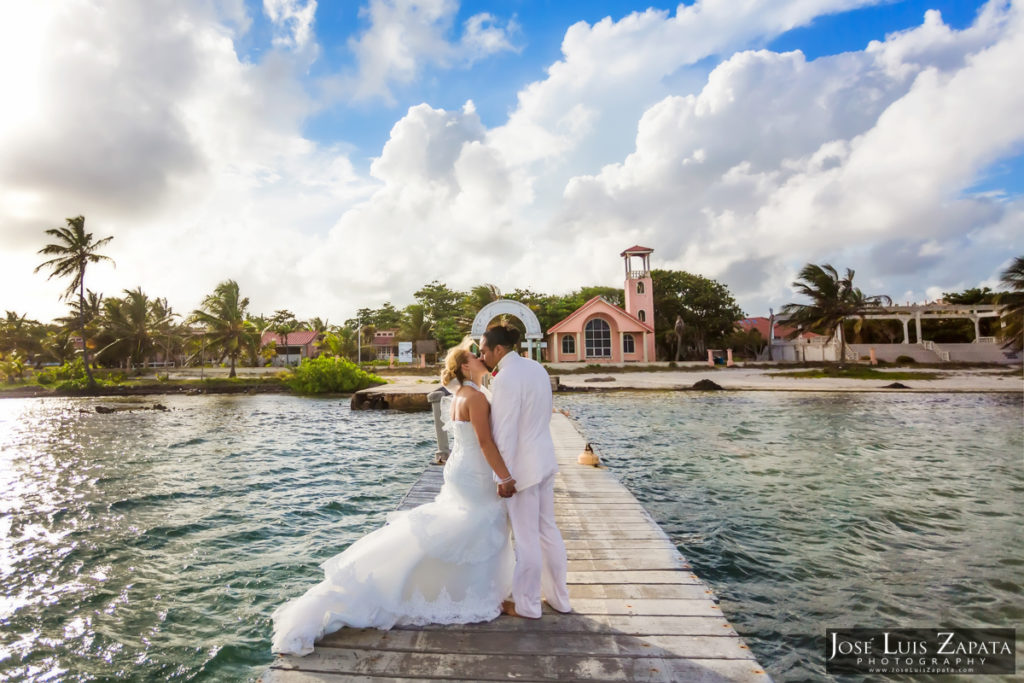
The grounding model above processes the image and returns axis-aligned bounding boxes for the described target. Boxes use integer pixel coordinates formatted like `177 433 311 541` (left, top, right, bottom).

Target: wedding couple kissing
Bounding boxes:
272 325 571 656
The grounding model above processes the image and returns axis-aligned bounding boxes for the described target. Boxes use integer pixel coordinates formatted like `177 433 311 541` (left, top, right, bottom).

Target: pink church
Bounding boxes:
545 246 657 363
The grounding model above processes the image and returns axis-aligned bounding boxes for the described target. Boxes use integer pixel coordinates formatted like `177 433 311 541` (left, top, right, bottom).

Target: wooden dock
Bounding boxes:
263 413 771 682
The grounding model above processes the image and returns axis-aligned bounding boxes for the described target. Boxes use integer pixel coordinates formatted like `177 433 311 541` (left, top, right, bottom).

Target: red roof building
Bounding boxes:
261 330 320 366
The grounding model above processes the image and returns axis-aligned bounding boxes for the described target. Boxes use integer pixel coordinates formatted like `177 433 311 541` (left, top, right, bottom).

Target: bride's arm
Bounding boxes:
467 390 514 485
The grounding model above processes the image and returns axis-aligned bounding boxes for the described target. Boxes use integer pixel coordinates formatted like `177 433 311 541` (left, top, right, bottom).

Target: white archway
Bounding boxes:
471 299 544 360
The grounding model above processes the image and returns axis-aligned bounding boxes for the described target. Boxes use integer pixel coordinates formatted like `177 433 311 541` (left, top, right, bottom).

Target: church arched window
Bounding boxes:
585 318 611 358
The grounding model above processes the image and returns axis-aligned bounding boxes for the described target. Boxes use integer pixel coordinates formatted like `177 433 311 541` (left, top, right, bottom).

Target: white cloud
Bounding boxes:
345 0 518 103
1 0 1021 329
264 0 318 51
550 0 1024 311
0 0 370 321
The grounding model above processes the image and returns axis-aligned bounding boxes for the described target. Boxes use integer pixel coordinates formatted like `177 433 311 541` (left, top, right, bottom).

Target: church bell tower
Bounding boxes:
621 245 654 326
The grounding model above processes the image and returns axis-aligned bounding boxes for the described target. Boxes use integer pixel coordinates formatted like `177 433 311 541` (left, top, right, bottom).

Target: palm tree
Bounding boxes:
1 311 42 360
399 304 432 342
781 263 891 363
996 256 1024 351
317 328 357 359
306 317 330 333
97 288 175 367
191 280 250 378
35 216 114 389
41 328 77 366
268 309 298 367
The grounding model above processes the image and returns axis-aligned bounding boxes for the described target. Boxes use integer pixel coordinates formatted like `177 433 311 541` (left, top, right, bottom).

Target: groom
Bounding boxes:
479 325 571 619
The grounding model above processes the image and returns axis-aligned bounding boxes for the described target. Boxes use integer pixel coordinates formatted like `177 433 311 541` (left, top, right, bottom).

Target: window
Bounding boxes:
561 335 575 355
638 309 646 322
585 318 611 357
636 281 645 294
623 333 635 354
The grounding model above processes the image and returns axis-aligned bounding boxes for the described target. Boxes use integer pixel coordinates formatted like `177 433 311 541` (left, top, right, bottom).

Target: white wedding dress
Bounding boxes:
271 417 514 656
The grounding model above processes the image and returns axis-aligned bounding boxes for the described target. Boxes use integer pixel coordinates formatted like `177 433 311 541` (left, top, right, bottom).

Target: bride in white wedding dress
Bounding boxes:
271 339 517 656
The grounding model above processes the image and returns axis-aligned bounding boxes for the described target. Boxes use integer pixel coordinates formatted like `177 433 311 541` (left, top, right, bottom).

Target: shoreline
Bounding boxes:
2 365 1020 400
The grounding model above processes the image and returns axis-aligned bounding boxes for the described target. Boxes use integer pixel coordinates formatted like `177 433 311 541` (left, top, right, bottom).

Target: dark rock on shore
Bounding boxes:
691 379 724 390
95 403 173 414
882 382 910 389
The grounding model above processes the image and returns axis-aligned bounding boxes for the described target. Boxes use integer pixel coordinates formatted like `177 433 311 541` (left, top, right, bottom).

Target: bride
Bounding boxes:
271 339 517 656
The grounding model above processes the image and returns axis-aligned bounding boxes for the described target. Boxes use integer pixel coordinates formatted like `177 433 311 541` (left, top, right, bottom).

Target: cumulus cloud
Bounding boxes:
265 0 318 51
0 0 370 320
1 0 1021 327
554 0 1024 310
345 0 519 102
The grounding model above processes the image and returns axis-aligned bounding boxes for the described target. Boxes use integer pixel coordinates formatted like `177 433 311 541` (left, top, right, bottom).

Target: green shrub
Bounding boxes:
895 355 917 364
287 356 385 394
49 358 91 390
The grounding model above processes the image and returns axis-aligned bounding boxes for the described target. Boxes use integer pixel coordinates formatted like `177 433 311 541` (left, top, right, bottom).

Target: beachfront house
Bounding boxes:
260 330 320 366
373 329 399 360
545 246 657 363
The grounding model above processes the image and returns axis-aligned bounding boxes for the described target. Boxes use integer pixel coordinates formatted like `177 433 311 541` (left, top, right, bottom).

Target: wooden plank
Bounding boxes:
565 546 682 561
263 413 771 682
566 557 689 571
269 648 771 682
405 613 738 636
569 583 717 600
314 629 756 659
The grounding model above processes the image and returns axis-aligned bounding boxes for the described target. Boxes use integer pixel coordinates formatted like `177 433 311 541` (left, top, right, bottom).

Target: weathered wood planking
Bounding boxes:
263 413 771 682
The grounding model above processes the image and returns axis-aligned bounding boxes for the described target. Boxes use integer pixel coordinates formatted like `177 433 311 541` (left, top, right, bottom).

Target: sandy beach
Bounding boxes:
374 364 1022 394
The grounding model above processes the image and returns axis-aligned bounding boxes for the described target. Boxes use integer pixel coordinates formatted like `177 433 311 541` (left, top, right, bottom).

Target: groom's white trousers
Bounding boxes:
505 472 571 618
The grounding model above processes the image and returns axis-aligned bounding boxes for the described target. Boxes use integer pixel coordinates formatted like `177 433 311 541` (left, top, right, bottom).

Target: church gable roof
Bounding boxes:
548 296 654 335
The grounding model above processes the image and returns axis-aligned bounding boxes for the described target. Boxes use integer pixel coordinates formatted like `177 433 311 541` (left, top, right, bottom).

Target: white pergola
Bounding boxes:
856 303 1004 343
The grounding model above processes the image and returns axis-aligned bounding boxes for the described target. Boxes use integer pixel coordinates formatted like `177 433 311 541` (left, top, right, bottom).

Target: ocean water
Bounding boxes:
1 391 1021 681
0 395 435 681
557 391 1024 682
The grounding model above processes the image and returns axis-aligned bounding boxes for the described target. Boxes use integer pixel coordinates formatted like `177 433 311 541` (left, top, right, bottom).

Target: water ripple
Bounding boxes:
0 394 433 682
557 390 1023 683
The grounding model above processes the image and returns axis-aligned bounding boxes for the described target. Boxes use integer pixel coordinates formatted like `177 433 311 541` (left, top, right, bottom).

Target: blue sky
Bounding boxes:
0 0 1021 322
294 1 997 156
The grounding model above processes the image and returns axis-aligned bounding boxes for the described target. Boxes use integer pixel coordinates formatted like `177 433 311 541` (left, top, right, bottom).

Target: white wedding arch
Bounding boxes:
470 299 544 360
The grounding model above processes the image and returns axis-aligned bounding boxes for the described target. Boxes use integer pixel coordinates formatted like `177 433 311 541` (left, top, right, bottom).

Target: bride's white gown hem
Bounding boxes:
271 420 513 656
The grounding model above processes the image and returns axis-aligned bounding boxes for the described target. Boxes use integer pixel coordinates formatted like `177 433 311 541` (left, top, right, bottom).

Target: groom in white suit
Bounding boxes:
479 325 571 619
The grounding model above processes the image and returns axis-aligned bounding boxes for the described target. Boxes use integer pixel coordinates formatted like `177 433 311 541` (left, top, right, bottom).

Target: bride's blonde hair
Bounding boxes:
441 337 476 386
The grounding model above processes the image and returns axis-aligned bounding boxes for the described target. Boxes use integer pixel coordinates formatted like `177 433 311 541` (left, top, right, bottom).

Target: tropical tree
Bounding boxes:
306 317 330 333
267 309 299 367
0 311 43 361
651 270 744 359
34 216 114 390
461 284 502 322
317 327 362 360
191 280 250 378
40 328 77 366
781 263 892 363
398 304 432 343
723 327 767 360
0 352 27 384
996 256 1024 351
96 288 176 367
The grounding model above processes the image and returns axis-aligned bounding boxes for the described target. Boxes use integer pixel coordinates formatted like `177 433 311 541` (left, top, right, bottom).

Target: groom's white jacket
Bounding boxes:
489 352 558 491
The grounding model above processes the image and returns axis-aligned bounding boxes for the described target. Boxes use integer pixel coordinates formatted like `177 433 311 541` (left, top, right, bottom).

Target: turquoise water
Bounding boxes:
1 391 1021 681
0 395 435 681
557 391 1024 682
